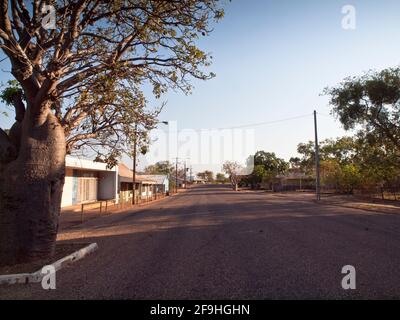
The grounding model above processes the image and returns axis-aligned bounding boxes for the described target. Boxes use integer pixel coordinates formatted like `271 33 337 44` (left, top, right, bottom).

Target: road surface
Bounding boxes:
1 184 400 299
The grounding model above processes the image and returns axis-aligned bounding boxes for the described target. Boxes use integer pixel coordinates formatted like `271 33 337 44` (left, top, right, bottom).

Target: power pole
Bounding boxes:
314 110 321 201
184 160 187 188
132 123 138 205
175 157 178 193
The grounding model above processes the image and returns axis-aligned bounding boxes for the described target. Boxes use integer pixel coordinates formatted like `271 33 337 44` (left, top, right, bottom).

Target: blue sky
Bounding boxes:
2 0 400 171
156 0 400 156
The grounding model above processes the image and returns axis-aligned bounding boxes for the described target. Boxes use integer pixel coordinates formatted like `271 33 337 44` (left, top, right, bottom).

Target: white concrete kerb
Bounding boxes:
0 243 98 285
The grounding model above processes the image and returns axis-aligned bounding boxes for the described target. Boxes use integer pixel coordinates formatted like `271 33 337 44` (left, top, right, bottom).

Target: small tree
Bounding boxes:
215 173 227 184
197 170 214 182
222 161 243 191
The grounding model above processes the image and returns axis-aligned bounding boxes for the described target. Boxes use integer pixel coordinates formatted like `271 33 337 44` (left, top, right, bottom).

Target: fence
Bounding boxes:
353 186 400 201
78 190 168 223
80 198 118 223
241 177 400 202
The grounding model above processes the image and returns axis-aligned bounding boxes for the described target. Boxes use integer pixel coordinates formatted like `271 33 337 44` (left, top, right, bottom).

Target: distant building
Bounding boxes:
141 175 170 194
192 178 206 184
118 164 159 203
274 171 314 191
171 176 187 188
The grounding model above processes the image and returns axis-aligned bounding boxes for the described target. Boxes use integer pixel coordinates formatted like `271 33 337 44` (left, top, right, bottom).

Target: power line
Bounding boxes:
216 113 313 130
162 113 314 133
317 112 333 118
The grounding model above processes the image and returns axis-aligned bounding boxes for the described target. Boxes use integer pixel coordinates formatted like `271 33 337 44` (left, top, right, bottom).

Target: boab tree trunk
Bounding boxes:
0 100 65 266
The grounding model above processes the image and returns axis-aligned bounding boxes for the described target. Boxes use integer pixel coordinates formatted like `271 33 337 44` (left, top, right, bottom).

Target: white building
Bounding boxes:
141 175 170 194
61 156 118 208
61 156 170 208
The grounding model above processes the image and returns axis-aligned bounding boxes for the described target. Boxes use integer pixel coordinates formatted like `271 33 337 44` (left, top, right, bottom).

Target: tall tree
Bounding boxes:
353 131 400 193
0 0 224 265
325 67 400 153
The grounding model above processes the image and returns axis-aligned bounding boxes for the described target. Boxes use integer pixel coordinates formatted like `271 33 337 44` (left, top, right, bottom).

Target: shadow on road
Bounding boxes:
2 184 400 299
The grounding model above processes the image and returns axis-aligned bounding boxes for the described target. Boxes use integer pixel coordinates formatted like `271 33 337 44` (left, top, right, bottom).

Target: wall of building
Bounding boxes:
61 166 118 208
163 179 169 192
61 168 74 207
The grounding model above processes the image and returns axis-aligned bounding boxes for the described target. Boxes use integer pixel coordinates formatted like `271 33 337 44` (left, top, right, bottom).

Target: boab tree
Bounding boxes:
0 0 224 265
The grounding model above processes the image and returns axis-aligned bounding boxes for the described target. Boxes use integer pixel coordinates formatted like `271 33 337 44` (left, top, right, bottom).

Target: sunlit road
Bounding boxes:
2 184 400 299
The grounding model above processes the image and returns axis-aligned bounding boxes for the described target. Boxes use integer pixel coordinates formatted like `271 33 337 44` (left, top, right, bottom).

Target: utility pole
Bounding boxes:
173 156 189 192
314 110 321 201
175 157 179 193
183 158 190 188
184 160 187 189
132 123 138 205
132 120 168 203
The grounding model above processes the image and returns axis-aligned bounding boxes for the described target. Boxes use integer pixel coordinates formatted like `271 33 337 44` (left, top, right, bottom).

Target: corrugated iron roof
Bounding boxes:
140 175 168 184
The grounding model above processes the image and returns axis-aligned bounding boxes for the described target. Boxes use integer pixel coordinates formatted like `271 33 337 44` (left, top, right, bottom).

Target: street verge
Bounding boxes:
0 243 98 285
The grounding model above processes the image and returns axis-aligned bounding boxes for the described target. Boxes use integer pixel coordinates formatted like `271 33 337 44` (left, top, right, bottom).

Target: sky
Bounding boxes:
2 0 400 174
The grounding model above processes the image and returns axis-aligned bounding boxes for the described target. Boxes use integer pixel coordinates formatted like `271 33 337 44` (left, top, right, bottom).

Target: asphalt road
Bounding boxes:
2 184 400 299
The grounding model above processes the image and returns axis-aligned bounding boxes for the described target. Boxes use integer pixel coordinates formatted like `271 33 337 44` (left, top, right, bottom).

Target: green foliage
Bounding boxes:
0 80 22 106
244 151 288 189
140 145 149 155
215 173 228 183
340 164 362 193
197 170 214 182
252 165 266 181
321 66 400 194
289 157 301 169
320 160 361 194
144 161 174 176
325 67 400 151
296 135 400 194
253 151 288 172
296 137 357 172
354 132 400 189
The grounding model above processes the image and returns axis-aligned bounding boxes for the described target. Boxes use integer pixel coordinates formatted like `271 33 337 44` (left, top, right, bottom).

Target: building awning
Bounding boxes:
118 164 156 184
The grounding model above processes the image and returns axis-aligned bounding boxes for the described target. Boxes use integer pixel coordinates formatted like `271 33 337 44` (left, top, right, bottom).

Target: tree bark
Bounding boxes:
0 105 66 266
